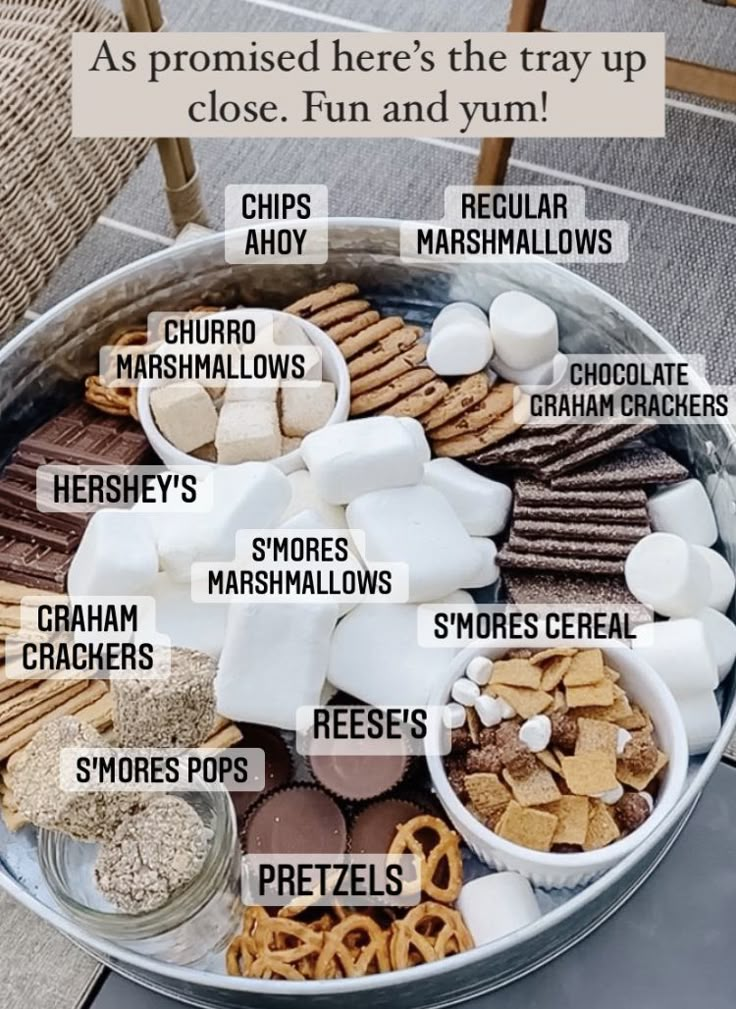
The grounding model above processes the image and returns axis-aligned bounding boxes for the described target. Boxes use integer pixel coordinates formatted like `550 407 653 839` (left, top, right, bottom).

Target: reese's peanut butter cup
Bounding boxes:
241 784 347 855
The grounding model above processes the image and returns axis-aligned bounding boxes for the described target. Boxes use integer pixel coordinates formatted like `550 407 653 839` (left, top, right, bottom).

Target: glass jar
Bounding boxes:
38 784 241 965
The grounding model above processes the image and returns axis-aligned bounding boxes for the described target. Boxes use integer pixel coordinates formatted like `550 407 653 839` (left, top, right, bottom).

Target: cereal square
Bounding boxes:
530 647 578 666
560 752 618 796
566 678 614 709
575 718 618 757
617 750 668 790
496 801 558 852
502 765 562 807
583 800 621 850
464 773 511 820
490 659 542 689
492 684 553 719
547 795 590 846
537 749 563 775
617 705 650 731
540 656 573 692
564 649 605 687
603 665 620 683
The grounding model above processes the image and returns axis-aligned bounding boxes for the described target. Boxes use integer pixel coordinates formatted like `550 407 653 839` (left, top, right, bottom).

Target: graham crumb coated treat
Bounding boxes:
94 795 210 913
443 648 667 853
242 785 347 855
111 647 216 748
10 716 141 841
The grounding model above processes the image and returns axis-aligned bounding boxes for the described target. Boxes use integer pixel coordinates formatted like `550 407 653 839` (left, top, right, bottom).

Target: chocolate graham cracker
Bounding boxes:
513 504 650 525
497 547 626 576
548 444 688 490
513 519 650 543
514 481 647 510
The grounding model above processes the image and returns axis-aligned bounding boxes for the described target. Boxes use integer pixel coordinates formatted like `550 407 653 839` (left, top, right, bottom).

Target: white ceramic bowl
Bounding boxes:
137 308 350 474
427 644 689 889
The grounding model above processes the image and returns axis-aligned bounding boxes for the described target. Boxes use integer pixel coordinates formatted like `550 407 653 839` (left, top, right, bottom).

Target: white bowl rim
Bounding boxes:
135 307 350 468
426 643 690 870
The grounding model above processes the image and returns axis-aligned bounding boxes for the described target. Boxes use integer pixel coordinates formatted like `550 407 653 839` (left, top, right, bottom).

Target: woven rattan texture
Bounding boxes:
0 0 150 330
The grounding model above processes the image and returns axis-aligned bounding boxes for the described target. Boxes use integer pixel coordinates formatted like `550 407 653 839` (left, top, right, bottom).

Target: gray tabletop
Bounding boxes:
89 761 736 1009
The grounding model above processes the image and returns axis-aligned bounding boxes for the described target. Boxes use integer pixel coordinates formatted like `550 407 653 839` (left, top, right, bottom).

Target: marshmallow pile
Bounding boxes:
443 656 516 731
625 479 733 753
489 291 566 389
150 378 336 465
68 418 514 729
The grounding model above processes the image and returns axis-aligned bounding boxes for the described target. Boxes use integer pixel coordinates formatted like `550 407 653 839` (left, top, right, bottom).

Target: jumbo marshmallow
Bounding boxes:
397 418 431 462
156 463 290 582
631 618 718 694
281 469 347 528
301 417 427 505
327 591 475 706
346 484 481 602
280 508 358 617
134 573 228 658
696 607 736 681
68 509 158 597
692 545 735 613
422 458 512 536
457 873 541 946
489 291 558 371
625 532 711 618
676 690 721 755
216 601 339 728
430 302 488 338
491 351 569 390
464 538 500 590
427 320 494 376
647 479 718 547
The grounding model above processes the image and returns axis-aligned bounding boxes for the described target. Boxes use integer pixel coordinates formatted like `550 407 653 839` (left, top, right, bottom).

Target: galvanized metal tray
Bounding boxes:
1 219 734 1008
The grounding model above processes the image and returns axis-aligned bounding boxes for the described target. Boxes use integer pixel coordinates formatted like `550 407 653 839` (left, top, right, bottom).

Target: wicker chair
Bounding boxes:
0 0 204 332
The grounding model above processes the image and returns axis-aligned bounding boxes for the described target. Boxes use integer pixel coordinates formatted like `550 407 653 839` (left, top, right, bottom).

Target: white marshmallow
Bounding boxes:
281 469 347 528
596 783 625 805
692 545 735 613
463 539 500 590
68 509 158 597
616 728 632 755
457 873 541 946
696 607 736 681
327 592 475 706
216 601 339 729
451 678 480 706
489 291 558 371
625 532 711 617
396 418 431 462
279 509 357 618
301 417 427 505
347 485 481 602
443 703 467 730
518 714 551 753
430 302 488 338
676 690 721 755
493 351 569 392
135 573 227 658
465 655 493 686
427 320 494 376
647 479 718 547
156 463 290 583
475 694 503 727
632 618 718 694
498 697 516 720
422 459 512 536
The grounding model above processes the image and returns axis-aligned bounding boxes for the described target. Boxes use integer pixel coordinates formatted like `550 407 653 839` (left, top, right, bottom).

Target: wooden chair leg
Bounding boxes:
121 0 208 229
476 0 549 185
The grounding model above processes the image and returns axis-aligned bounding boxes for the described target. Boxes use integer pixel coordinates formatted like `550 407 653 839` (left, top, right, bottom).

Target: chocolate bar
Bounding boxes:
0 537 70 591
16 402 151 467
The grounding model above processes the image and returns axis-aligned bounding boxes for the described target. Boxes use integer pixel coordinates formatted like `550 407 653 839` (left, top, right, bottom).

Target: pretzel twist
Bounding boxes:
389 902 473 969
387 815 463 903
315 914 391 979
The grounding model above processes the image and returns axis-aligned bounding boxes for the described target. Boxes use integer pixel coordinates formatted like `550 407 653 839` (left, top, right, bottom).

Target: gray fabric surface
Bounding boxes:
0 1 735 1006
0 891 100 1009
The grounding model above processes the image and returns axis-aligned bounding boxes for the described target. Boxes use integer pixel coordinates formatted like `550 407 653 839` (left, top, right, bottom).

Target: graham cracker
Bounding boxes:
540 656 573 692
490 658 542 689
496 800 558 852
492 683 553 719
464 772 512 820
575 717 619 757
616 749 668 790
0 679 87 730
564 649 605 687
566 679 614 709
0 681 107 760
561 752 619 796
583 800 621 850
530 647 578 666
547 795 590 846
502 764 562 807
